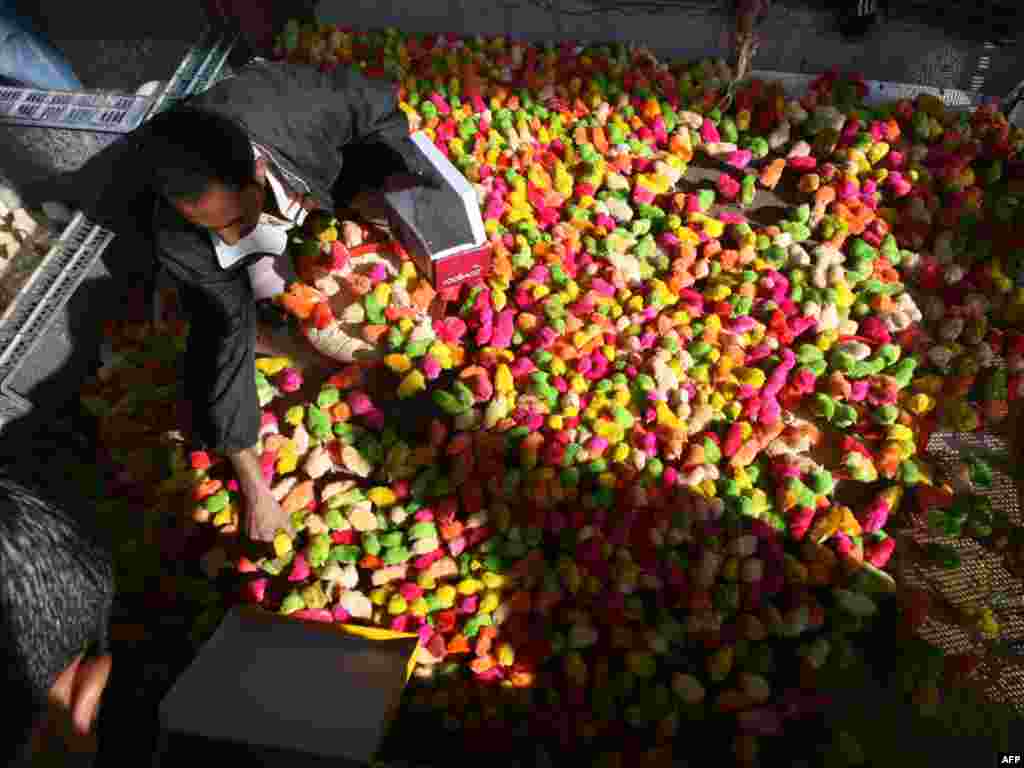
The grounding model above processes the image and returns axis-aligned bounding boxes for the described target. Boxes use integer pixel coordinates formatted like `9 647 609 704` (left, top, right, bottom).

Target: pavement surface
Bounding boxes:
0 0 1020 434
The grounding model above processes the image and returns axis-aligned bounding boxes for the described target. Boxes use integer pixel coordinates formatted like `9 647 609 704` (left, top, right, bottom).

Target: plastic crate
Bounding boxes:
749 69 980 110
0 86 155 133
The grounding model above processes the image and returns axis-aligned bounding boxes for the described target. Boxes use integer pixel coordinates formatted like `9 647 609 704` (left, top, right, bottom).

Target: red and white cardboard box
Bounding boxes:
383 131 491 292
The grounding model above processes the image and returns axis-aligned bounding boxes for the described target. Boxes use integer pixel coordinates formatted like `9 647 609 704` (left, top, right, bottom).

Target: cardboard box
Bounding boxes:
154 606 419 766
383 132 491 292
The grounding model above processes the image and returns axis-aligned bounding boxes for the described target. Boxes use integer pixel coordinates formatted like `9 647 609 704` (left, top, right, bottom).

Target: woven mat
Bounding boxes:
906 424 1024 712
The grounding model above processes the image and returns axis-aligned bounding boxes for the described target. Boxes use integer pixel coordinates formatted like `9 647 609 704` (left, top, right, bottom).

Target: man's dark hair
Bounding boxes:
0 471 114 762
142 106 256 204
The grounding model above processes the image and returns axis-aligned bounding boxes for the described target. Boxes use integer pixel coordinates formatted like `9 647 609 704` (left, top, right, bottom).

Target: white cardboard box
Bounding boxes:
383 132 491 292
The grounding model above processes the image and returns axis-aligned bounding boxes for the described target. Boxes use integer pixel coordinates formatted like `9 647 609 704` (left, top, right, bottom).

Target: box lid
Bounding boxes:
384 132 486 262
158 606 418 763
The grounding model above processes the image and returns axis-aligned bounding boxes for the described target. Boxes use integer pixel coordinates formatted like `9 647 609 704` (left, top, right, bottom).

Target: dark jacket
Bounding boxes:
138 60 421 454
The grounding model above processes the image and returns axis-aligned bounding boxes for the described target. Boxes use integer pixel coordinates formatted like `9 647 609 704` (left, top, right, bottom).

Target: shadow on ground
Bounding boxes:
1 130 161 442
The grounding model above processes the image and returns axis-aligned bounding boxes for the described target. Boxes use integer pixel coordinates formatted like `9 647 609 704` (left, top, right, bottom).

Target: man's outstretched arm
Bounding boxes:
227 444 290 542
171 266 291 543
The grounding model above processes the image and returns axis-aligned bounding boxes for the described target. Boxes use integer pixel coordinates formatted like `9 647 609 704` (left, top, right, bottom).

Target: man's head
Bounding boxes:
143 107 268 245
0 472 115 766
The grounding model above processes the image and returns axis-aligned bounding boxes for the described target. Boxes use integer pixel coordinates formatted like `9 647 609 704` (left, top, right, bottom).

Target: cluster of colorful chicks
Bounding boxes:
80 21 1024 768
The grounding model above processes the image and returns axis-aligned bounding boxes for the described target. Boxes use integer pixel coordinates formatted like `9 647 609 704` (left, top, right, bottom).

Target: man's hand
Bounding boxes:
228 445 292 543
245 485 291 543
285 190 319 218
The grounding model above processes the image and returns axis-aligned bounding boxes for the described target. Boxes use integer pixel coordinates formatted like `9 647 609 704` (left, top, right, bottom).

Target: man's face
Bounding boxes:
175 157 267 246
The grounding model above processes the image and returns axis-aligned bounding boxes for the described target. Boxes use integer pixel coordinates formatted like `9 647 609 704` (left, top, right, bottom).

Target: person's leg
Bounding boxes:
0 0 82 90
